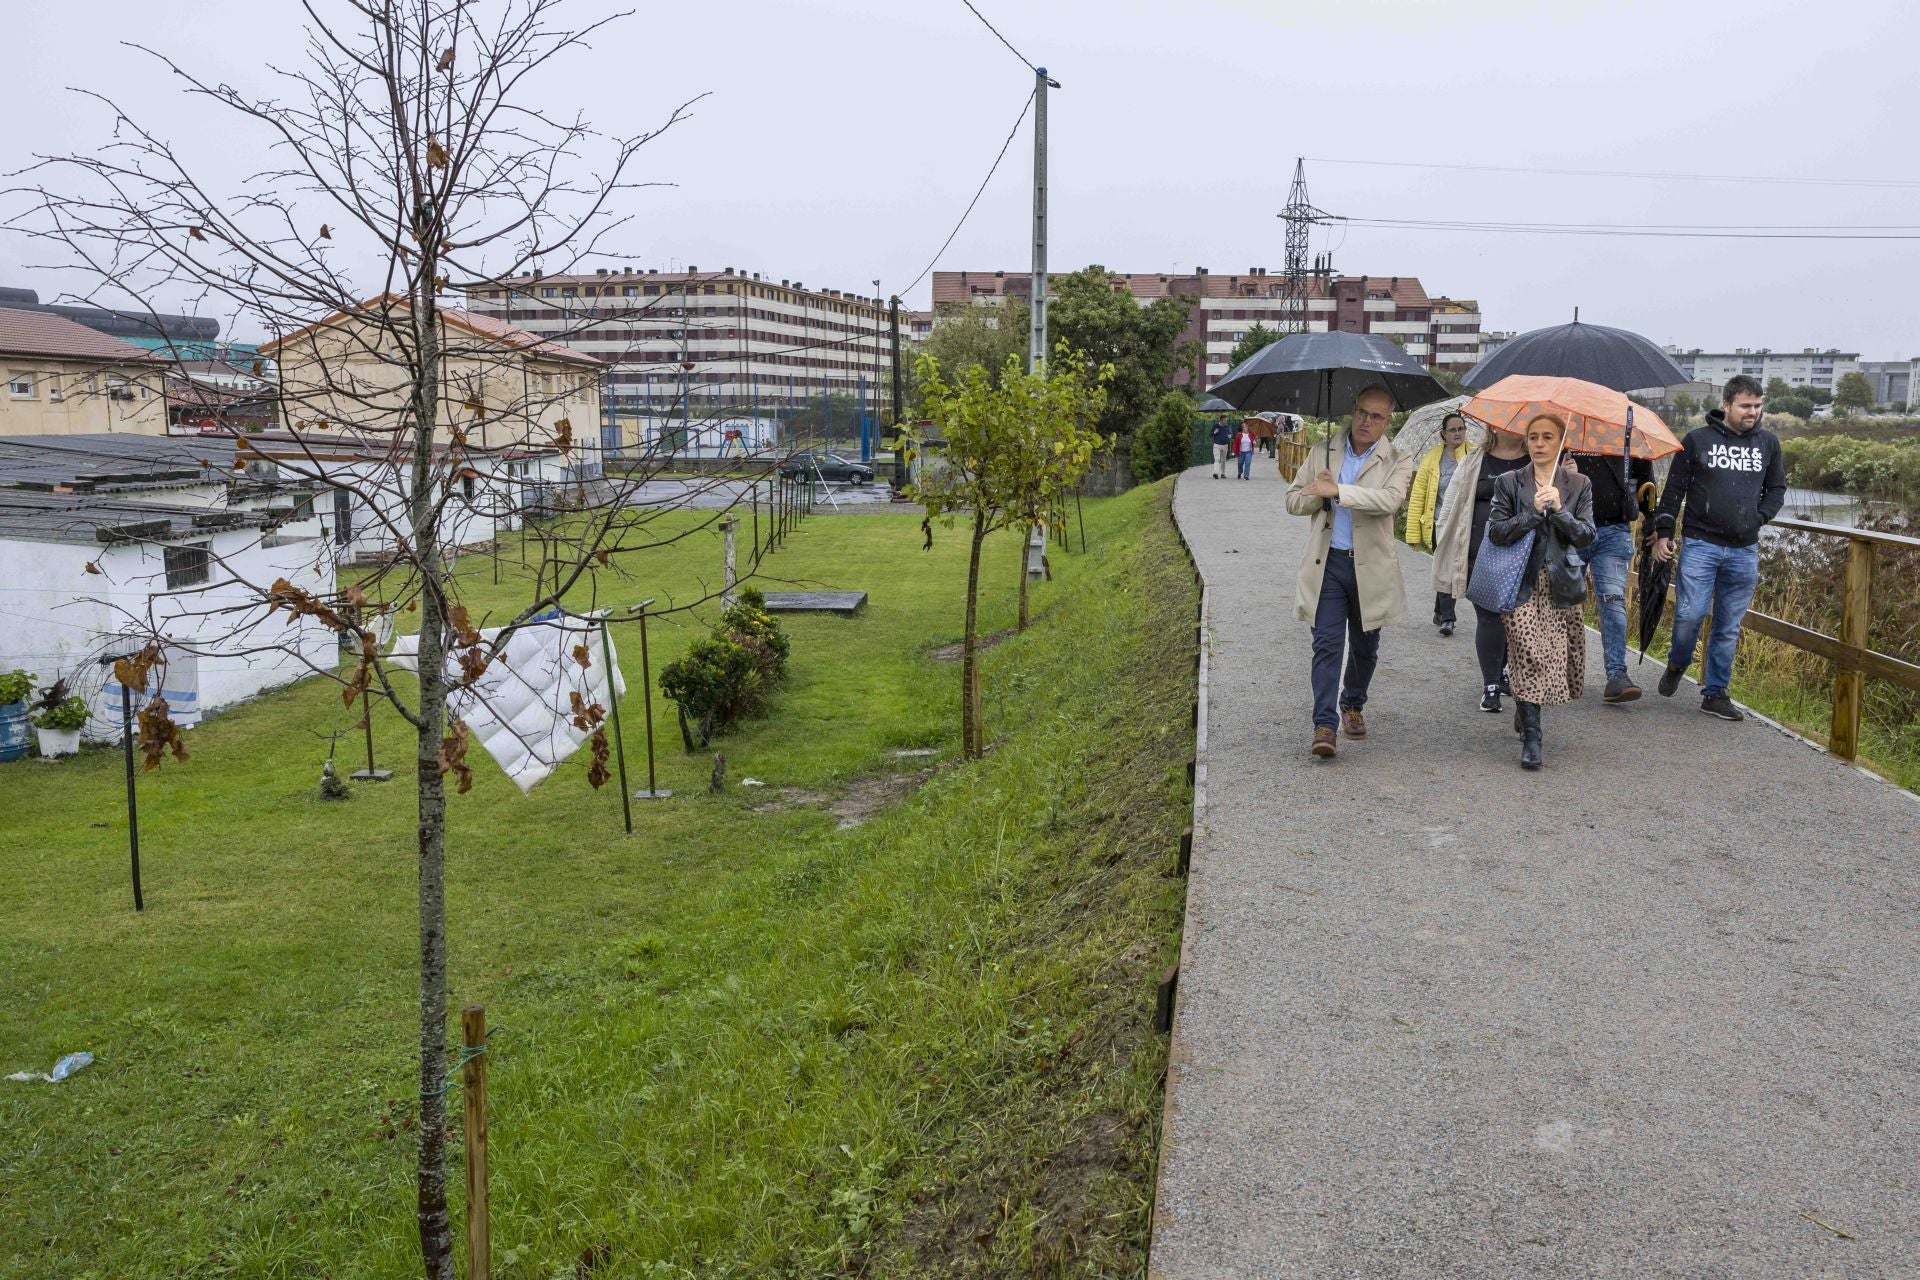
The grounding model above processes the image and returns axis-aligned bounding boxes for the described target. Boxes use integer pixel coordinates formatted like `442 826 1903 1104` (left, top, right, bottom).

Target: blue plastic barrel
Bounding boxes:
0 701 27 762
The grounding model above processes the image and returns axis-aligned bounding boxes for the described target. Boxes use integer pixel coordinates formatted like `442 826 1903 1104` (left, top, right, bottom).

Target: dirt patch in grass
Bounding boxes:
749 768 934 828
929 627 1018 663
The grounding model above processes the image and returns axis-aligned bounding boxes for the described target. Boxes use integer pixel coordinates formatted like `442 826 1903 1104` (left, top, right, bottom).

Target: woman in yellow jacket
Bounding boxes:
1406 413 1471 635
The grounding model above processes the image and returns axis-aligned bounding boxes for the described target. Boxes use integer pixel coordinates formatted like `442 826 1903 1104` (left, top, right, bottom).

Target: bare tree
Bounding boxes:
0 2 833 1273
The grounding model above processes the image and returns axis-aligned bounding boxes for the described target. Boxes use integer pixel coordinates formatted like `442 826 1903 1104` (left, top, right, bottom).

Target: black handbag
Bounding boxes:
1548 542 1588 607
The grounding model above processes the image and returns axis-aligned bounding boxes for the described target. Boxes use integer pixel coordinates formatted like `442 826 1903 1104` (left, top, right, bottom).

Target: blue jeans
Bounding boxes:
1588 523 1634 679
1236 450 1253 478
1668 540 1760 699
1311 552 1380 728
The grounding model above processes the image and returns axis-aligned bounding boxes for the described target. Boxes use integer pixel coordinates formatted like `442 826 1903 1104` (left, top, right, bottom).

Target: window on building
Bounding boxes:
624 286 638 296
541 287 556 298
461 474 477 499
8 372 34 399
561 287 577 298
164 543 211 589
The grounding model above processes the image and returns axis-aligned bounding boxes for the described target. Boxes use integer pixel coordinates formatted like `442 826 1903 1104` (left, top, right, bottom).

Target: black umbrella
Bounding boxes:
1207 332 1450 418
1633 527 1673 664
1197 396 1238 413
1464 316 1688 394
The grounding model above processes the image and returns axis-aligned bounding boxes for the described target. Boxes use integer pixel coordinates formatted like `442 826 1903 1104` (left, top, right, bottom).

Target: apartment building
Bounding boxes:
931 267 1483 387
1664 347 1862 394
461 266 898 453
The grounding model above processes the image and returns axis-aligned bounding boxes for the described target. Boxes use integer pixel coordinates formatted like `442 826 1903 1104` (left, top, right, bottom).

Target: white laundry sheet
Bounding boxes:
389 614 625 794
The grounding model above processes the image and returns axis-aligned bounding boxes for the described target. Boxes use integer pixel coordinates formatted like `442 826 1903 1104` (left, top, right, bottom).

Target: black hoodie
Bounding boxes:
1654 410 1786 548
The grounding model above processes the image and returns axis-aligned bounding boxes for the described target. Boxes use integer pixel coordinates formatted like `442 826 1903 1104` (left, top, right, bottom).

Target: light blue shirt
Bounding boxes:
1330 436 1380 552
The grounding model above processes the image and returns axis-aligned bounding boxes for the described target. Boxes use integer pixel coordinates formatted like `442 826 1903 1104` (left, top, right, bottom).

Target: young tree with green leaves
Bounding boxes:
1131 389 1198 484
1228 321 1280 369
921 299 1031 388
910 347 1110 758
1834 370 1875 415
1765 376 1793 402
1050 265 1195 444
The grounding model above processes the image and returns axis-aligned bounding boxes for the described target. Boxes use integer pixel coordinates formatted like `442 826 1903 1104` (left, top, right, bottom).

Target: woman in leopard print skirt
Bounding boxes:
1486 414 1596 770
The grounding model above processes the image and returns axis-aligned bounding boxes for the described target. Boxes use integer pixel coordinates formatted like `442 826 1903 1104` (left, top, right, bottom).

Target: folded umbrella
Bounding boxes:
1634 522 1673 664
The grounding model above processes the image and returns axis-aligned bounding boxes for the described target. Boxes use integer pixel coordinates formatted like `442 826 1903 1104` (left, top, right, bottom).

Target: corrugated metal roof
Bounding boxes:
0 434 238 493
0 489 275 545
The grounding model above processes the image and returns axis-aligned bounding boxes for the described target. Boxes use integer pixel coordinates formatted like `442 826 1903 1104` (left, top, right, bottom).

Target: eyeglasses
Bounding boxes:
1353 408 1391 426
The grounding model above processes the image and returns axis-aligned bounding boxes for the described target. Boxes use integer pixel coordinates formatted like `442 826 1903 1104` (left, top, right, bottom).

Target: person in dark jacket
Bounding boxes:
1488 414 1596 770
1652 375 1787 721
1210 418 1234 478
1573 449 1655 702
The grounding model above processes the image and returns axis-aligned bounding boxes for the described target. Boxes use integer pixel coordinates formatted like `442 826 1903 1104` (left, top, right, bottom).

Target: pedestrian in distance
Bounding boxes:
1651 375 1787 720
1573 445 1656 703
1488 414 1596 770
1234 423 1256 479
1285 386 1418 759
1407 412 1472 635
1432 420 1529 713
1210 417 1234 478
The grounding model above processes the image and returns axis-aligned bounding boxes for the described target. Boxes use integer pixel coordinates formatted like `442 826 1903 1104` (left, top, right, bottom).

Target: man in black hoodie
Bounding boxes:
1651 375 1787 720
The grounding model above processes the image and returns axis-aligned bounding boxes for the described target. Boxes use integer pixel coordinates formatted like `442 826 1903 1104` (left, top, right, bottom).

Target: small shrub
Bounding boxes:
0 670 32 705
1130 391 1194 484
31 696 89 732
659 591 795 747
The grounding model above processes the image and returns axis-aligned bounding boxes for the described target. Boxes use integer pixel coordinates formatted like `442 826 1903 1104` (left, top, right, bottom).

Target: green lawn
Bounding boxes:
0 484 1194 1278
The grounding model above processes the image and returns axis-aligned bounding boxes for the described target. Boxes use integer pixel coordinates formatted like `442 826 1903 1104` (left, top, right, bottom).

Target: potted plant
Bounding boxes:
29 679 88 759
0 669 32 763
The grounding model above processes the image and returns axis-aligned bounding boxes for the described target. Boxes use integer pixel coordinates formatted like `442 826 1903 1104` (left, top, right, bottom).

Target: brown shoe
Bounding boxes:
1310 726 1337 758
1340 707 1367 739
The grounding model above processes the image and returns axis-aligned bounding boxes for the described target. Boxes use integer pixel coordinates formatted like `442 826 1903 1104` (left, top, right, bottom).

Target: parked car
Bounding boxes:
778 451 874 484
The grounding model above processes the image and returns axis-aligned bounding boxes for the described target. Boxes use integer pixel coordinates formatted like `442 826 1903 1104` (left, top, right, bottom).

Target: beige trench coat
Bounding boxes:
1430 445 1490 598
1284 429 1418 631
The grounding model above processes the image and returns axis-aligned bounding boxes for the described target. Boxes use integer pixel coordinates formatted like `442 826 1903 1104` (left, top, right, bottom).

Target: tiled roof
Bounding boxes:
0 433 238 493
0 306 166 364
258 295 601 368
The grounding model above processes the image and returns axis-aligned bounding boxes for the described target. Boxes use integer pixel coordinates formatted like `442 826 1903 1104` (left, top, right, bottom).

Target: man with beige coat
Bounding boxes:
1286 386 1418 758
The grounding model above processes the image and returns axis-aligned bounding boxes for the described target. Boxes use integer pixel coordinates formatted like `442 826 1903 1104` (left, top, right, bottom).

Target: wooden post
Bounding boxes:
721 516 738 607
1829 538 1875 761
462 1005 489 1280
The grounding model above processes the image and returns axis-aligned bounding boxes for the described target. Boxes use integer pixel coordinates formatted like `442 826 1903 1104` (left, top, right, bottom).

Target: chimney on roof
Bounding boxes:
782 279 789 287
596 268 607 275
1198 266 1208 275
724 267 734 276
648 268 657 274
753 272 760 281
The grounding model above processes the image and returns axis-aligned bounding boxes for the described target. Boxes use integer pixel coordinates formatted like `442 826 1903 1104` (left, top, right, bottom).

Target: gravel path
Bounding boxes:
1150 462 1920 1278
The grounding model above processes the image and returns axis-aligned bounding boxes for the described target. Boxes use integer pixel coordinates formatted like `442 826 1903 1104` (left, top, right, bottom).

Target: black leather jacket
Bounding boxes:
1489 466 1596 609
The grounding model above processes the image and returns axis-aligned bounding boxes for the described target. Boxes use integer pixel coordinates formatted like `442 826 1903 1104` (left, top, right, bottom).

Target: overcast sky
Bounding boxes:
6 0 1915 356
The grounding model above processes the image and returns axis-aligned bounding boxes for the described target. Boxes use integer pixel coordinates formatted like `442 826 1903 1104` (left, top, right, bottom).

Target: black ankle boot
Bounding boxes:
1519 702 1543 770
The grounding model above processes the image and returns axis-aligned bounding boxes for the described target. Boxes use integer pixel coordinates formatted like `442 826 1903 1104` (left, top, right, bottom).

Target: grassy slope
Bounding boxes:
0 483 1193 1278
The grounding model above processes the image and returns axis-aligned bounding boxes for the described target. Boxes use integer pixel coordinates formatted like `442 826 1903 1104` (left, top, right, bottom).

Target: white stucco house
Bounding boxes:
0 436 335 734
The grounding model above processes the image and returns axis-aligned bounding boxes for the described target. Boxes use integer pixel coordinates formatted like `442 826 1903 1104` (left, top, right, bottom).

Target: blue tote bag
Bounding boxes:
1465 525 1536 615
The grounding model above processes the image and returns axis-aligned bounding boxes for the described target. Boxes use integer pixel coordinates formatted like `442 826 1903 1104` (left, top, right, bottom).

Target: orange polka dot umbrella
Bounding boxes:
1460 374 1682 459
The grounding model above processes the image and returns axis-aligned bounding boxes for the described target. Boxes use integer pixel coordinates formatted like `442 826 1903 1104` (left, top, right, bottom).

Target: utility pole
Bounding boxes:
889 294 905 490
1029 67 1059 371
1277 158 1336 336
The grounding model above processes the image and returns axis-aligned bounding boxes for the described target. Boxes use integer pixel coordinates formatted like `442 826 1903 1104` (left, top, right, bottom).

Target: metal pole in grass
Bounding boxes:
628 599 669 799
461 1004 489 1280
99 653 142 911
597 611 634 834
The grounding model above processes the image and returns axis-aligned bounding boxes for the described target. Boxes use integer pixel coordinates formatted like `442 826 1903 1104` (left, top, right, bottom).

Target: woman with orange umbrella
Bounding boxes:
1483 413 1596 769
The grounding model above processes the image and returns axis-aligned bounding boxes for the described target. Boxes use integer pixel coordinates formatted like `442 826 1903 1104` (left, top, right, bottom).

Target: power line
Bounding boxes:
959 0 1038 71
1310 157 1920 192
897 89 1036 298
1339 216 1920 240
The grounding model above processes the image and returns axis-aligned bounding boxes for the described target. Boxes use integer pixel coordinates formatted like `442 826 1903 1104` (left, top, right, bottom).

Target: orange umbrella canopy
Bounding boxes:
1461 375 1682 459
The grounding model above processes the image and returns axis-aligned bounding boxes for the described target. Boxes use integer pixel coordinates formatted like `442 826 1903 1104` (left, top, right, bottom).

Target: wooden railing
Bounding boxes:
1741 518 1920 762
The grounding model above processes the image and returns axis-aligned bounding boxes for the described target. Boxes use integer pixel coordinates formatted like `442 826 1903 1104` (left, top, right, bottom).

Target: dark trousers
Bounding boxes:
1311 551 1380 728
1433 591 1456 624
1472 601 1507 687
